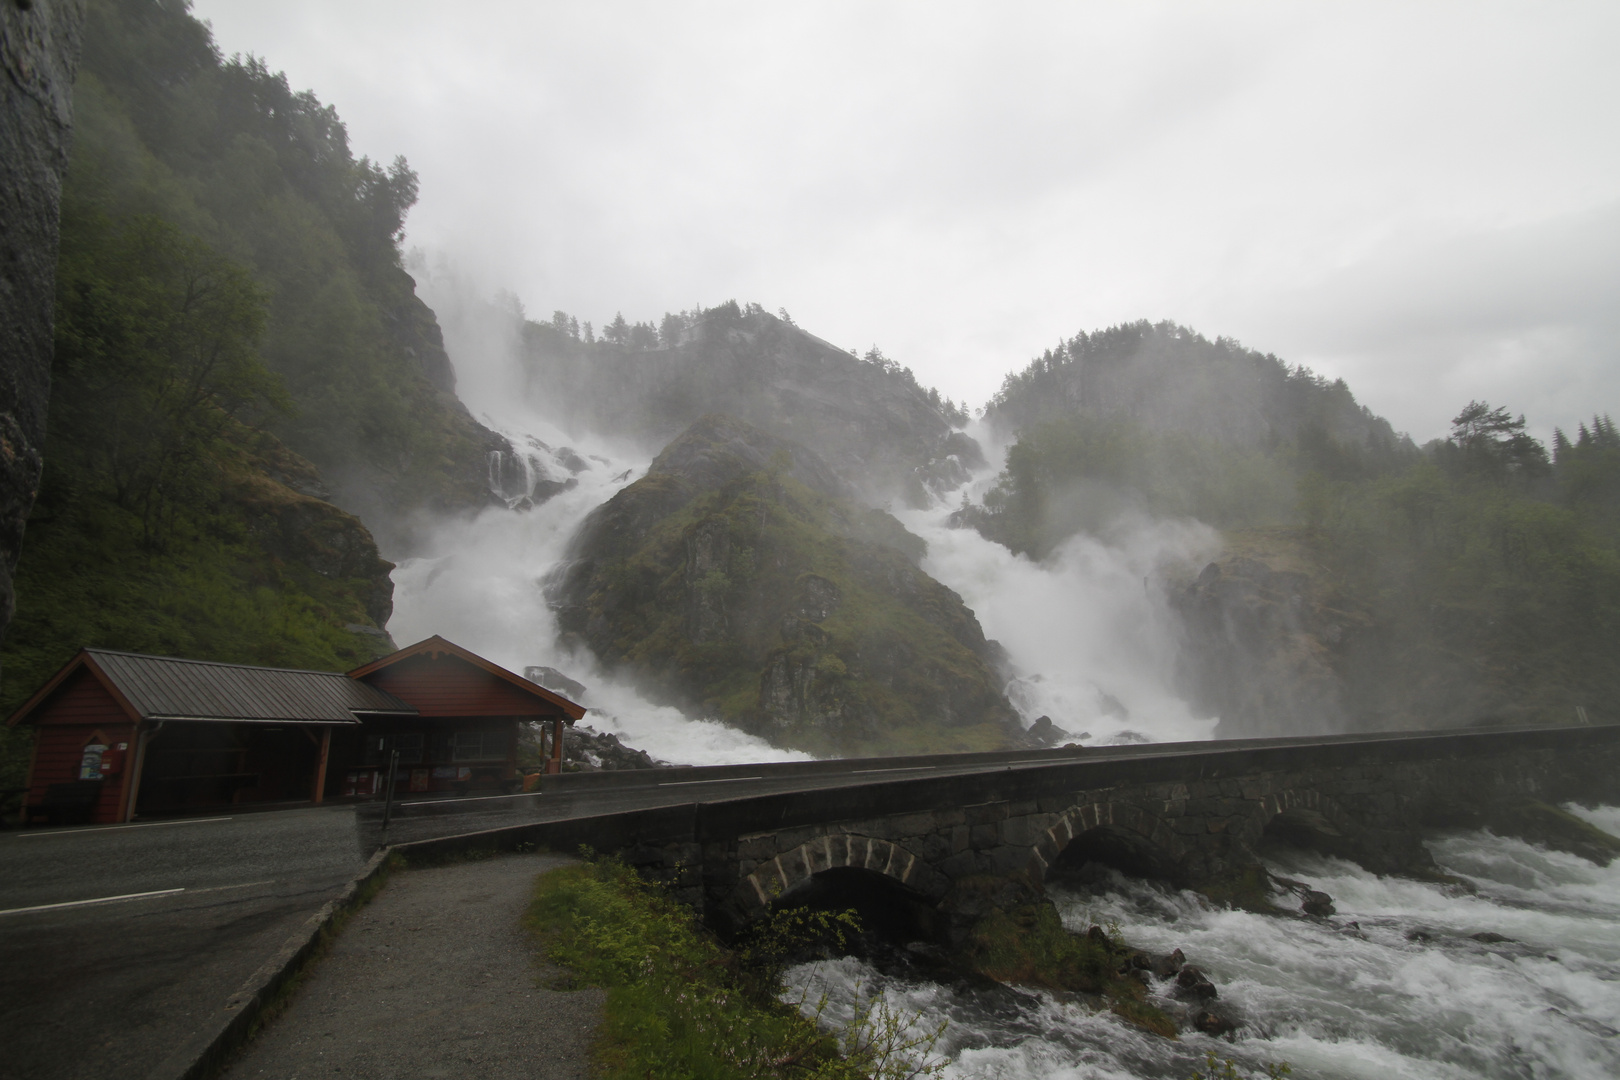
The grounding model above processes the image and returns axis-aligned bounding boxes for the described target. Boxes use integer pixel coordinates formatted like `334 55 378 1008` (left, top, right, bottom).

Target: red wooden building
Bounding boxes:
6 636 585 826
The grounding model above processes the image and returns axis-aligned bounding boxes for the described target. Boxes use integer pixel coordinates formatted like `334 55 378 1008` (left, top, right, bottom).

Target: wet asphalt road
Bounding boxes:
0 808 364 1080
0 760 1027 1080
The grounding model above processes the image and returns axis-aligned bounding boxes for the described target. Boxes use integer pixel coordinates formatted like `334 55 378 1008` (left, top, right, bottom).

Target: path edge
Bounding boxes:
143 846 396 1080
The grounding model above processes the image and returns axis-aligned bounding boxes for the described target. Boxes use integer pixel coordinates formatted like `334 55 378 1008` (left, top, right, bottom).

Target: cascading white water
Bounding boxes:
895 424 1219 746
388 415 812 765
784 806 1620 1080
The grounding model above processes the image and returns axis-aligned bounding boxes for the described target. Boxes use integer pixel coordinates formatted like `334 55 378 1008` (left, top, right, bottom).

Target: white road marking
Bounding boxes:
851 765 938 774
657 775 765 787
0 879 274 917
0 889 185 916
396 792 537 807
14 816 234 837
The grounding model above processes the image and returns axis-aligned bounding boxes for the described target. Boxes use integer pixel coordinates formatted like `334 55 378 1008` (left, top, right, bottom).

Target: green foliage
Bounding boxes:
64 0 495 520
2 1 425 783
1308 440 1620 724
736 901 862 999
957 895 1179 1039
53 213 287 542
525 855 946 1080
1189 1049 1292 1080
0 490 394 795
966 417 1297 557
962 902 1115 991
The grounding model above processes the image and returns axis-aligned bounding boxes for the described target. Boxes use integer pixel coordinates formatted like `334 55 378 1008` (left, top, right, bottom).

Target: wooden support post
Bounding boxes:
548 716 564 775
123 723 155 823
310 726 332 803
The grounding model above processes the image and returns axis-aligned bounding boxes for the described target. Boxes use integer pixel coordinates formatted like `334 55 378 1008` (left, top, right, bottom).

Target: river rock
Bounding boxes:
1193 1008 1237 1036
1175 965 1218 1001
1152 948 1187 979
1301 890 1336 917
563 725 665 771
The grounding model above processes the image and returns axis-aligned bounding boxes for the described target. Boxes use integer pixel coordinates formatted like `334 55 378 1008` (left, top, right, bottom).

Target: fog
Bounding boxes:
192 1 1620 444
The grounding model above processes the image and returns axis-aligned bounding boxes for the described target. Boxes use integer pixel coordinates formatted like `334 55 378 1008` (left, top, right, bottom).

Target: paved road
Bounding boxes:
0 807 364 1080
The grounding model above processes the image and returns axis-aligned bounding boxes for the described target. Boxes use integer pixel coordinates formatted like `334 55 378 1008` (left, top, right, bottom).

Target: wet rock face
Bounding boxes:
1171 544 1368 738
0 0 84 650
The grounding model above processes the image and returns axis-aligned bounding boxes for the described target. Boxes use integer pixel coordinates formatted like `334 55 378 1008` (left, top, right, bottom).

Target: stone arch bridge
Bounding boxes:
397 726 1620 941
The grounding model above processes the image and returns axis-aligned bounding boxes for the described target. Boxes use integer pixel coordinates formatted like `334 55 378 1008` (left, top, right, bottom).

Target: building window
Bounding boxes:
452 729 508 762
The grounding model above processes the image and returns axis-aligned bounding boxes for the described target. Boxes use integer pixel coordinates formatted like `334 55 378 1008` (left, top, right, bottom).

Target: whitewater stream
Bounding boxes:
785 807 1620 1080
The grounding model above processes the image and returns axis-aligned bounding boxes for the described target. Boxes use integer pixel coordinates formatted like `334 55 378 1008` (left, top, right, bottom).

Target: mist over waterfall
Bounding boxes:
896 427 1219 746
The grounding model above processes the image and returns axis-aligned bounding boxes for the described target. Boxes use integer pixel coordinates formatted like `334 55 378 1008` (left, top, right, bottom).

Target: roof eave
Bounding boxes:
349 635 588 721
143 715 365 726
5 650 143 728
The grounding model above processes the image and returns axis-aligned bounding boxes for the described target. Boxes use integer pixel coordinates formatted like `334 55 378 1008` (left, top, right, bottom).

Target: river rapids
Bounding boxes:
783 808 1620 1079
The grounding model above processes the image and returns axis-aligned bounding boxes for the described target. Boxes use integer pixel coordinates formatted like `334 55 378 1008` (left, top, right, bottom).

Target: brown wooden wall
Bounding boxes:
25 669 136 822
360 654 562 717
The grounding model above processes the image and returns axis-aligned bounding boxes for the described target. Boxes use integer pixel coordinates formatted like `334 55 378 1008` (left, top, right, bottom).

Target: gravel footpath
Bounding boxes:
223 852 603 1080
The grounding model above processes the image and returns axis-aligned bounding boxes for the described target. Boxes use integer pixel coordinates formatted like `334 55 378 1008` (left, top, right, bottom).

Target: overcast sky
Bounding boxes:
190 0 1619 444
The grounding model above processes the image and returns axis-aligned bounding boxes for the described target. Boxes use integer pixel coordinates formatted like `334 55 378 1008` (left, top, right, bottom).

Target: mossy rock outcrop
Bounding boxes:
551 414 1021 756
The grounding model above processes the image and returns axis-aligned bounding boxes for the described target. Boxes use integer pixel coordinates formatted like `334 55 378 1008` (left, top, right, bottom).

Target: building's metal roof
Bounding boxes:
83 649 418 724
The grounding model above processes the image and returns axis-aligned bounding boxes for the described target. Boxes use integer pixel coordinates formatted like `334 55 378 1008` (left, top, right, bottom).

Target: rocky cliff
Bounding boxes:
1170 531 1368 737
0 0 83 653
550 414 1022 756
1171 528 1553 736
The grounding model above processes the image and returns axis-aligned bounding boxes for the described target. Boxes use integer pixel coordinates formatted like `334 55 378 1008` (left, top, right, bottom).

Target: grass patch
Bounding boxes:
525 854 947 1079
960 899 1177 1038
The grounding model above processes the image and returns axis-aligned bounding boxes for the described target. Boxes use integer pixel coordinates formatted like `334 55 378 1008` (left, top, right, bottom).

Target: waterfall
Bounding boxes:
894 423 1219 746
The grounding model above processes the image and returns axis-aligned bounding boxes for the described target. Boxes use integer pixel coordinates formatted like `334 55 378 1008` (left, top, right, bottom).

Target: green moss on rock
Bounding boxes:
553 415 1020 756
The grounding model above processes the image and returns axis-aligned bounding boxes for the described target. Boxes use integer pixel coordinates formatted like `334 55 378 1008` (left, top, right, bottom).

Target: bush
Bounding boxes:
526 854 946 1080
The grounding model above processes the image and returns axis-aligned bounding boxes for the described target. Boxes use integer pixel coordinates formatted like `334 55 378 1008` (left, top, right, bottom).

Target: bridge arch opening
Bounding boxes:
1254 792 1364 864
1260 806 1359 862
1047 824 1179 884
772 867 941 947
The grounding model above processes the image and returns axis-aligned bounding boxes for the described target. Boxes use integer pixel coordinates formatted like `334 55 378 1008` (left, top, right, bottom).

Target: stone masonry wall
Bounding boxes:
709 739 1620 932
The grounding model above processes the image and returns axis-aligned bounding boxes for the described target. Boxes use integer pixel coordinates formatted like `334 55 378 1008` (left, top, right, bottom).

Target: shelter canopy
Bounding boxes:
8 649 418 727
